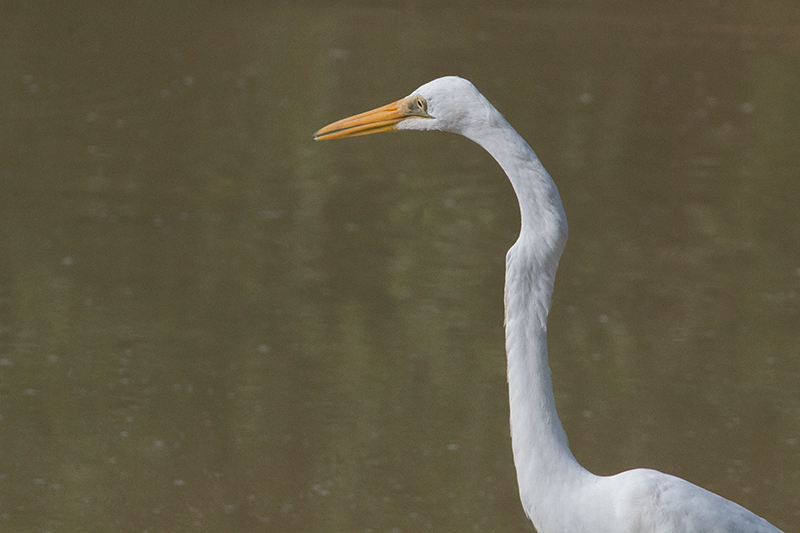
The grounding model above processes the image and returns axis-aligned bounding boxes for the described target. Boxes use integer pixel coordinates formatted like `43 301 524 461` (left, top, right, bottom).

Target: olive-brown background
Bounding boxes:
1 2 798 532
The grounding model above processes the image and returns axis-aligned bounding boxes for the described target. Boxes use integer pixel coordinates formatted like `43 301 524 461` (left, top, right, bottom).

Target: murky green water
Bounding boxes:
1 3 798 532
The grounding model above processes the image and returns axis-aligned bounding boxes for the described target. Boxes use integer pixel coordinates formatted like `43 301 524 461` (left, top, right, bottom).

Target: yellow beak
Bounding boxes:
314 96 431 140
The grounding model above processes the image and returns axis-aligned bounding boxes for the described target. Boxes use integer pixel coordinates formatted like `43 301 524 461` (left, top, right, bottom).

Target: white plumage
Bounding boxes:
315 76 784 533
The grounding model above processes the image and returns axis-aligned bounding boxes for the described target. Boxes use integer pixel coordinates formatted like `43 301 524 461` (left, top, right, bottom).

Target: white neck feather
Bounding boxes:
465 109 592 524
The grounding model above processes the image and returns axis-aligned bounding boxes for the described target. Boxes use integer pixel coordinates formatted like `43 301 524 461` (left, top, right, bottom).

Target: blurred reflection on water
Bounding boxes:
1 2 798 532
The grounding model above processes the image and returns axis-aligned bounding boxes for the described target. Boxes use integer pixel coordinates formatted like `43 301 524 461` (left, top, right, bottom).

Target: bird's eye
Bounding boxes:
404 95 430 117
410 96 427 114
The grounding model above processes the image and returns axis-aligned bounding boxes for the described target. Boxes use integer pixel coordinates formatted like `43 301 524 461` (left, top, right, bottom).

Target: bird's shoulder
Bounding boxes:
603 468 783 533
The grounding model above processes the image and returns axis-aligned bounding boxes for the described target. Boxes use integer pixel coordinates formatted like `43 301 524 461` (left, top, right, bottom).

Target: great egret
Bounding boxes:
314 76 784 532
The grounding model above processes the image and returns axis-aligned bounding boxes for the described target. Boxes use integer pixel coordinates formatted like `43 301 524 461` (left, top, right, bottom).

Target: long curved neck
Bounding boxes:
465 113 590 521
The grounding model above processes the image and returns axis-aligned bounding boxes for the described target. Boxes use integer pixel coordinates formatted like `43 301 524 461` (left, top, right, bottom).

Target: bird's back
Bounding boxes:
607 468 784 533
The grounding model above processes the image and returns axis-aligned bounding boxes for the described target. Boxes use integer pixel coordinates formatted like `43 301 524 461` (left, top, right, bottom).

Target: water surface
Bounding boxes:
1 3 799 532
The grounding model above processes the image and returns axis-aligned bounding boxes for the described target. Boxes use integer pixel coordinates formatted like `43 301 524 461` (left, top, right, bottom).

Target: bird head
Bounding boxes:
314 76 494 140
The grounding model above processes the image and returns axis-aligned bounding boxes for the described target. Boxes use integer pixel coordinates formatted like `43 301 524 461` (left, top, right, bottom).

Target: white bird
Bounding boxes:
314 76 784 533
